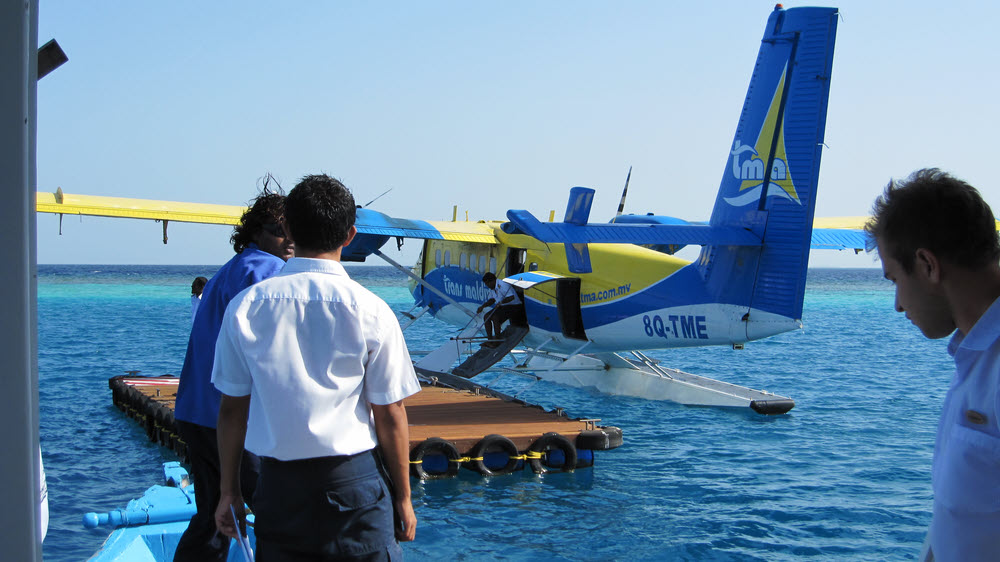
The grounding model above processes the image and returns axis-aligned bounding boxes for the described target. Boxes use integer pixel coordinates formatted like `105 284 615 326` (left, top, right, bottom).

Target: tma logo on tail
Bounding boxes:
724 66 799 208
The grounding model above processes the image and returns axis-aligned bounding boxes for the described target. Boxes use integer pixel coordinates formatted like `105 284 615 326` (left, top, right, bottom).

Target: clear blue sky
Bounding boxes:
35 1 998 267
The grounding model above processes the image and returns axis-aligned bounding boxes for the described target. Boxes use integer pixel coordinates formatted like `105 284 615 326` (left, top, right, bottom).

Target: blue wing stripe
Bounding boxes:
506 209 762 247
355 209 444 239
810 228 867 251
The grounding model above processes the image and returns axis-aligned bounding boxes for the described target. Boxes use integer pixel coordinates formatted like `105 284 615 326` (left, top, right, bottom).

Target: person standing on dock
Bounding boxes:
213 174 420 559
866 168 1000 561
173 184 293 562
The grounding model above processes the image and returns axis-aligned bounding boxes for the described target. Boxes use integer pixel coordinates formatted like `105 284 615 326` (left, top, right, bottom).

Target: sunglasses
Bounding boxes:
261 222 285 237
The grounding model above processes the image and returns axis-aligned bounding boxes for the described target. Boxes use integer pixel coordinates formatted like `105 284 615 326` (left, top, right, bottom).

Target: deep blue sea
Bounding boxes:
38 265 950 561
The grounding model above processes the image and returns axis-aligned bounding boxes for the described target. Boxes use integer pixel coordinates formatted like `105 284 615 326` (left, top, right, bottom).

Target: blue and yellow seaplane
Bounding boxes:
37 5 863 415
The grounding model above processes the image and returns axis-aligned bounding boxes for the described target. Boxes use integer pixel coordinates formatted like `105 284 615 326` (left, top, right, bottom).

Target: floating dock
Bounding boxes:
109 370 622 479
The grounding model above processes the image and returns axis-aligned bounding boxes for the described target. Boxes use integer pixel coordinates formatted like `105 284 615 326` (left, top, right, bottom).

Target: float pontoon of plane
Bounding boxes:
38 5 862 414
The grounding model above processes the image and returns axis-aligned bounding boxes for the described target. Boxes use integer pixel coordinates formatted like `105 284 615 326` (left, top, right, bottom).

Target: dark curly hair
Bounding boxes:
231 174 286 254
284 174 356 253
865 168 999 273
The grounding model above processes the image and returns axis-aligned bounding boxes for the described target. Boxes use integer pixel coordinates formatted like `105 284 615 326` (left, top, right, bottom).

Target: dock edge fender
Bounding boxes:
574 426 623 450
468 434 520 476
528 432 577 474
409 437 460 480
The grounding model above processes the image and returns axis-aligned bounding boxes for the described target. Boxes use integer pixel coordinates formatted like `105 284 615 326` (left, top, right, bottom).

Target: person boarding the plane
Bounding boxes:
476 272 525 343
173 185 294 562
866 168 1000 561
213 174 420 559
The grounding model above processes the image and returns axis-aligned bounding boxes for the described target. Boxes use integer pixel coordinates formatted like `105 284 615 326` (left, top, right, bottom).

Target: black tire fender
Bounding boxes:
409 437 460 480
528 432 577 474
468 434 520 476
575 426 623 450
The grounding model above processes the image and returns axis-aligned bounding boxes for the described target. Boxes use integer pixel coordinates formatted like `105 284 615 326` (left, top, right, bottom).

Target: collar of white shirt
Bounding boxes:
280 257 350 277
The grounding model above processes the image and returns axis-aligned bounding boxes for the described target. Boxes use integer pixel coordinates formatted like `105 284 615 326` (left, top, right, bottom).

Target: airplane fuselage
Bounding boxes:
409 223 802 356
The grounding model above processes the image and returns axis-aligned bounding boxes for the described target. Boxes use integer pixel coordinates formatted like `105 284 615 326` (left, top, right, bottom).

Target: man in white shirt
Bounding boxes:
213 174 421 560
866 168 1000 561
476 272 524 343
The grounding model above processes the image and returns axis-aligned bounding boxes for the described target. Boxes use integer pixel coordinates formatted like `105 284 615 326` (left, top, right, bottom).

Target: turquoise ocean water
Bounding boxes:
38 265 951 561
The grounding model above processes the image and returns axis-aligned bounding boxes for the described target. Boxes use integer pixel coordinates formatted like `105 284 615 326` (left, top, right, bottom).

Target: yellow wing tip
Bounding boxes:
35 190 245 225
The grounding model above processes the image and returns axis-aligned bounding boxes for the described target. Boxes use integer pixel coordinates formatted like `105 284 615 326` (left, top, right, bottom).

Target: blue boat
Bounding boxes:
84 462 255 561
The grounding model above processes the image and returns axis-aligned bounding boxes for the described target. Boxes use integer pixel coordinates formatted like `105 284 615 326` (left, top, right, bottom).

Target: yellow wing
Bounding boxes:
36 189 500 246
811 216 868 229
814 216 1000 231
36 189 245 225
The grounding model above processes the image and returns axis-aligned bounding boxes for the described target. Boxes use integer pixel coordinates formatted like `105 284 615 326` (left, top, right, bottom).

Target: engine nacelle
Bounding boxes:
610 214 693 255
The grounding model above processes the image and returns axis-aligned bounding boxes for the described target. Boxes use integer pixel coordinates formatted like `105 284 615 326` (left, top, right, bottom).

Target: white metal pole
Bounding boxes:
0 0 42 559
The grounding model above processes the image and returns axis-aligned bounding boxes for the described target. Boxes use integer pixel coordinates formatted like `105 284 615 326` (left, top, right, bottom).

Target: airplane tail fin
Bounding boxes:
503 6 839 333
702 5 838 325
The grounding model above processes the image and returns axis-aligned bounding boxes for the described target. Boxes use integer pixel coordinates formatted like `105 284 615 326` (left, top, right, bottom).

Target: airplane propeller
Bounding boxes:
611 166 632 223
362 188 393 208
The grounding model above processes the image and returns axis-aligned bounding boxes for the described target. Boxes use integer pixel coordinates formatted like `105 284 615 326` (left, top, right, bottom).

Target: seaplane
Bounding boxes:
36 5 865 415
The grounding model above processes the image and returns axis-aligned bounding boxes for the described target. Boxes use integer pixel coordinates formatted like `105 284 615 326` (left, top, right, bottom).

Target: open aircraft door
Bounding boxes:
504 272 586 341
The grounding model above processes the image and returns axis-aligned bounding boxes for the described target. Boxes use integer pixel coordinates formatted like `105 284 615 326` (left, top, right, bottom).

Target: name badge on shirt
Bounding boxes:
965 409 988 425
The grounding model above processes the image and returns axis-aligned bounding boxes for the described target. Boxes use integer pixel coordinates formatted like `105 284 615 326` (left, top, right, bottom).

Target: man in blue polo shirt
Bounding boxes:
866 168 1000 561
173 187 293 562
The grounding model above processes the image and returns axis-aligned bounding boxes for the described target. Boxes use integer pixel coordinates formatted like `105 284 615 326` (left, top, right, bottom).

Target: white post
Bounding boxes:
0 0 42 559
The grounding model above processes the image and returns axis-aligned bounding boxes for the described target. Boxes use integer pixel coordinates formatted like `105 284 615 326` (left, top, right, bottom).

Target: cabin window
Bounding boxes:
479 255 487 273
490 257 497 273
435 249 442 267
444 250 452 267
460 253 467 270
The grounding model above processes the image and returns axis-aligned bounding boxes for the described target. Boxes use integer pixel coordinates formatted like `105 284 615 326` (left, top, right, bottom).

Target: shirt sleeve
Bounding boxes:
211 302 254 397
363 301 421 405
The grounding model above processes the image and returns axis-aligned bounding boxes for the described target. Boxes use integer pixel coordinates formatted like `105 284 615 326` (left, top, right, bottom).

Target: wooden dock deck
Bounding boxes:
109 370 622 478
